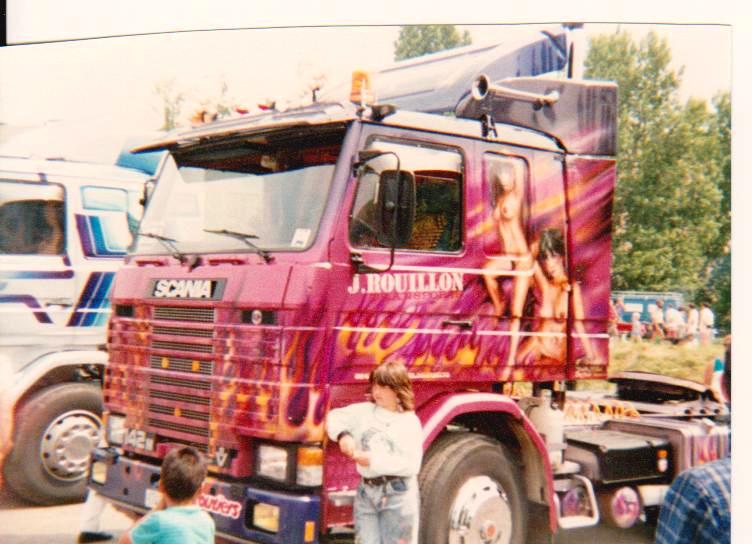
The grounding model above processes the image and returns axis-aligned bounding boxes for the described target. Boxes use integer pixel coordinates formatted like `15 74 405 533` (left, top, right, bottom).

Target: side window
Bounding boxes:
349 139 462 252
0 182 65 255
80 186 138 255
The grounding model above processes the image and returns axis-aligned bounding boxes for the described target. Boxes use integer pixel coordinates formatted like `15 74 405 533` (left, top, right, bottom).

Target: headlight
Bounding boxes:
257 445 288 481
252 502 280 533
91 461 108 485
106 413 126 446
296 447 323 486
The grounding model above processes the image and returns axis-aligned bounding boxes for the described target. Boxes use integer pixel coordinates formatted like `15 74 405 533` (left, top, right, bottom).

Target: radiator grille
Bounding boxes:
153 306 215 323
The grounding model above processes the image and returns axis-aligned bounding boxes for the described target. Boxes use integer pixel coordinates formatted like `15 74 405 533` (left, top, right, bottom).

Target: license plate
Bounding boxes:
144 488 161 509
123 428 155 451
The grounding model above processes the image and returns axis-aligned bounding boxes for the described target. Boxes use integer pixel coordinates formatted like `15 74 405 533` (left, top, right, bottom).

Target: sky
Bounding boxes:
0 3 739 163
1 0 751 535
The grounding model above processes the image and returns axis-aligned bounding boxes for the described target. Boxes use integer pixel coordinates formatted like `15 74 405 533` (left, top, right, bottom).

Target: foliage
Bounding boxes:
153 78 238 130
585 31 730 327
394 25 472 61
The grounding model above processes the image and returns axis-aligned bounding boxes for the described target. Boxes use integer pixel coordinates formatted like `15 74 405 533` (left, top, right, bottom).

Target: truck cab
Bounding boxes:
0 155 159 504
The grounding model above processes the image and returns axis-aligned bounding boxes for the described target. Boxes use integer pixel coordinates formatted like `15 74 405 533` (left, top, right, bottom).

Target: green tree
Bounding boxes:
704 91 731 332
710 91 731 249
585 31 728 308
394 25 471 61
154 78 239 129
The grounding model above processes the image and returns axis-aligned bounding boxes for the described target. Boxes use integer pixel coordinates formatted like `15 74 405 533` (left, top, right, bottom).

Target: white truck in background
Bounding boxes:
0 152 162 504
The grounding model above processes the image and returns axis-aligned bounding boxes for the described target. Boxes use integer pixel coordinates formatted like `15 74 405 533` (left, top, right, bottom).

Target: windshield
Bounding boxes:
134 126 344 255
0 182 65 255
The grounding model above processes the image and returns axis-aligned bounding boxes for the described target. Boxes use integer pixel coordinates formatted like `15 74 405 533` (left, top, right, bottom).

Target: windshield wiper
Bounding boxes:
140 232 187 263
203 229 273 263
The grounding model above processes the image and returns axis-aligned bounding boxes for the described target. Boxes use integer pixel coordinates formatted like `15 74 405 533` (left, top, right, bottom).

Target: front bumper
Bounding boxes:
91 448 321 544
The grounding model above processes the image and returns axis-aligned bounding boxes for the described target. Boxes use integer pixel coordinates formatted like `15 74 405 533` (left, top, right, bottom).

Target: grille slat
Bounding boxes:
151 374 211 391
150 389 211 406
149 404 210 422
166 439 209 453
153 325 214 338
149 417 210 438
153 306 215 323
152 340 213 353
150 355 214 375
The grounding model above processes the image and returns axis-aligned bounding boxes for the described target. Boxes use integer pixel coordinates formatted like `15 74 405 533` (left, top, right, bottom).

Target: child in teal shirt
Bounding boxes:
118 446 215 544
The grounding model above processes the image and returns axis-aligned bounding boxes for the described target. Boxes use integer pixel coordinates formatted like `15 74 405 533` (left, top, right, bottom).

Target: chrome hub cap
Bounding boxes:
40 410 102 481
449 475 512 544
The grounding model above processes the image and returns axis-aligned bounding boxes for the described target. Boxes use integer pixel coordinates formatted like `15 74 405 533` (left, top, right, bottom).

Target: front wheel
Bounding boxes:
419 432 528 544
3 382 103 505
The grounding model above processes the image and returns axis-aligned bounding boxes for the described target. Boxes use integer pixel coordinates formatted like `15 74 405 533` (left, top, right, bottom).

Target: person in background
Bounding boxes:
649 299 665 340
630 312 643 342
614 296 627 319
699 302 715 345
686 303 700 346
608 298 619 338
326 361 423 544
655 340 731 544
118 446 214 544
704 335 732 403
664 303 683 343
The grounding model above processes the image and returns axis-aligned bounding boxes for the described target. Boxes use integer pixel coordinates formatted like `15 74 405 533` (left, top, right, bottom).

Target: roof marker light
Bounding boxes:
350 70 374 107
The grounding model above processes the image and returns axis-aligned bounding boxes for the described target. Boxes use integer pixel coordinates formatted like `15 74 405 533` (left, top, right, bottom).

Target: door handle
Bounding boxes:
441 319 473 330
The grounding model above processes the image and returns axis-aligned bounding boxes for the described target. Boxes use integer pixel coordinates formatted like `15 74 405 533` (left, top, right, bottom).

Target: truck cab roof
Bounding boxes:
132 100 563 155
0 155 152 185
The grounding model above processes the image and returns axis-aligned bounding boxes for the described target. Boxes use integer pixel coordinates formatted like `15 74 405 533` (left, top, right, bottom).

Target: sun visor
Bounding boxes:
456 77 618 157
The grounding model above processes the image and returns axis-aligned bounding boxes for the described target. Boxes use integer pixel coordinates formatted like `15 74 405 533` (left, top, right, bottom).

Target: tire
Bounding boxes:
419 432 528 544
3 382 103 505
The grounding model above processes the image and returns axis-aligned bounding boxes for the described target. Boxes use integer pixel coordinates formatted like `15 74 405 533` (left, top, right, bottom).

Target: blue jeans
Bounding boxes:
354 476 419 544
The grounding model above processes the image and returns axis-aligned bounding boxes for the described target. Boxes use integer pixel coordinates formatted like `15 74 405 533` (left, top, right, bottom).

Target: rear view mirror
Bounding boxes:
376 170 415 247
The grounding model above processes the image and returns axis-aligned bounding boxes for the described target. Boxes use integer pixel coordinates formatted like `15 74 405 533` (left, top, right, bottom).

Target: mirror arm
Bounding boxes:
350 251 395 274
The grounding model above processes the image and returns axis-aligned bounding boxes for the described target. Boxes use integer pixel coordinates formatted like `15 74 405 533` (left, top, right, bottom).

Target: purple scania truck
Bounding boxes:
90 32 729 544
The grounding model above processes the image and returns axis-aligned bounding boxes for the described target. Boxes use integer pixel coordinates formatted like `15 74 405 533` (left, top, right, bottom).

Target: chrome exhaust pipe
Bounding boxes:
471 73 560 107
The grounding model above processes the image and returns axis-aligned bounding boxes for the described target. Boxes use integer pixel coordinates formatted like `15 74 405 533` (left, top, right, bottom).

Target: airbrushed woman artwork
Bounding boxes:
482 158 533 365
516 228 598 365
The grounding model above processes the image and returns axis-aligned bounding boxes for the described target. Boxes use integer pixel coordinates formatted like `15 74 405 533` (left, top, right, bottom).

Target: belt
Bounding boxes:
362 475 404 486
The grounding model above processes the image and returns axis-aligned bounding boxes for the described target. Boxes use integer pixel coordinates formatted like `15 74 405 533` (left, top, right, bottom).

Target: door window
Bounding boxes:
349 138 462 252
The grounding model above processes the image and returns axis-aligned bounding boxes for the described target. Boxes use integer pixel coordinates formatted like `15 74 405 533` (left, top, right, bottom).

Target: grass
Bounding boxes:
609 339 724 382
578 339 725 391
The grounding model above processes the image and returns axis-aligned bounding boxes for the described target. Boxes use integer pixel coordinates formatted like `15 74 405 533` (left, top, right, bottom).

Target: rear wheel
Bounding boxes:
3 382 102 505
419 432 528 544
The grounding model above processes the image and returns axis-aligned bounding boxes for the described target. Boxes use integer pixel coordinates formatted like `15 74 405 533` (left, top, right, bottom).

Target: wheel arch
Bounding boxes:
418 392 557 533
10 349 107 409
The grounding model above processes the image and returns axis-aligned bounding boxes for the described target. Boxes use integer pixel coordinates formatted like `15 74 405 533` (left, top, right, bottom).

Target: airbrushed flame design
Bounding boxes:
331 154 614 388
